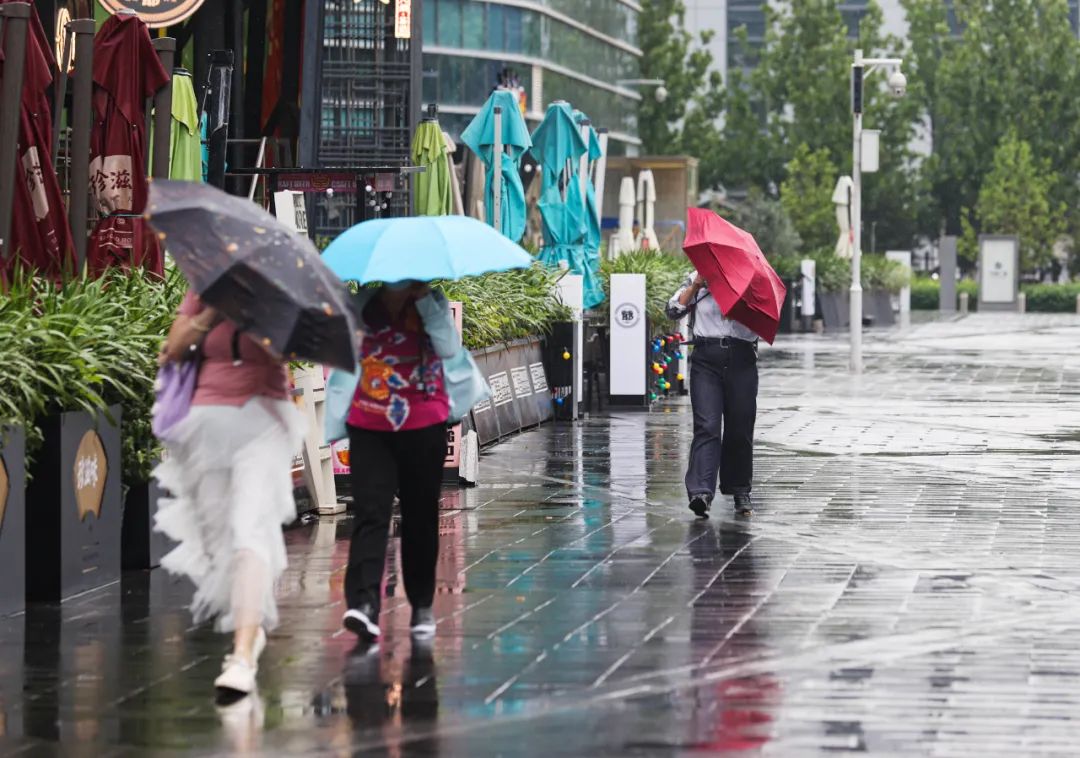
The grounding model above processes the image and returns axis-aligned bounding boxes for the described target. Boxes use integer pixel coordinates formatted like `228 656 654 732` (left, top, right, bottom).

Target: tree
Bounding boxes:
960 131 1067 272
780 144 838 252
905 0 1080 238
716 0 928 250
637 0 726 188
726 188 803 258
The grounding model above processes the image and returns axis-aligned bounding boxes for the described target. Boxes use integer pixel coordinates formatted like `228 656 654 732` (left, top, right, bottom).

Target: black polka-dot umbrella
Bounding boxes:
146 180 358 370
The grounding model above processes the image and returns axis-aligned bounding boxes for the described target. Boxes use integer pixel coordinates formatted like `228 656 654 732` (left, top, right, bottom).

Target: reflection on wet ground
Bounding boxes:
5 314 1080 755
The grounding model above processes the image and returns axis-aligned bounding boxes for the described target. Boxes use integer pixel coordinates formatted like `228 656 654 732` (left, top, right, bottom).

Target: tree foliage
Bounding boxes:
960 131 1068 271
780 144 839 252
725 188 802 258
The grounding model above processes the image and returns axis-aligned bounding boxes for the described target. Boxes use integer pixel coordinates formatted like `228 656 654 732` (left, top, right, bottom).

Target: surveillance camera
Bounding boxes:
887 70 907 98
654 85 669 104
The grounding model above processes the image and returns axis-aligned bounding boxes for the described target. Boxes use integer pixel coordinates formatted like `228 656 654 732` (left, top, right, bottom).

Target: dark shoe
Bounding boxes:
410 607 436 638
342 603 380 642
688 495 711 519
734 493 754 516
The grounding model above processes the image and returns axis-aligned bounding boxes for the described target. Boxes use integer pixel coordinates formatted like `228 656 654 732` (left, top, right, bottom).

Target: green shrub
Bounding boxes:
598 249 694 327
807 250 852 293
439 264 571 350
1021 282 1080 312
0 268 185 484
910 277 980 311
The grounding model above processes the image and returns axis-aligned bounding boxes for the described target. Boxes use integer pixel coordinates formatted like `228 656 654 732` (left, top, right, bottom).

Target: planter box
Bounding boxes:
26 406 123 602
818 291 850 330
122 477 175 571
0 427 26 616
471 338 552 447
866 290 896 327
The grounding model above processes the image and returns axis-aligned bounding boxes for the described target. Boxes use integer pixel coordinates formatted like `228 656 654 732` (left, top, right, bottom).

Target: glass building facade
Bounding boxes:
422 0 643 154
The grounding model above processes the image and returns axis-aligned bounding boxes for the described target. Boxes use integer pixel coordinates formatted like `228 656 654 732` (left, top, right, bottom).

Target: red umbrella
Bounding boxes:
85 13 169 278
0 0 74 280
683 207 787 344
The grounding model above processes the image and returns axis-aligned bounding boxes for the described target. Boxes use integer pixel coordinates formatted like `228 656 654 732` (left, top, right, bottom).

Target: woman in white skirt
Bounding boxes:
155 291 304 698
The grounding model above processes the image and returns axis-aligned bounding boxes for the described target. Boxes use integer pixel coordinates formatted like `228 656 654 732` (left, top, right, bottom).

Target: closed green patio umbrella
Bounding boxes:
460 90 531 240
531 102 604 308
411 118 453 216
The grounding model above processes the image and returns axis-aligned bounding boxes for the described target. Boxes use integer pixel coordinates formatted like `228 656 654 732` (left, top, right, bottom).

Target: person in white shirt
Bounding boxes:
667 270 761 517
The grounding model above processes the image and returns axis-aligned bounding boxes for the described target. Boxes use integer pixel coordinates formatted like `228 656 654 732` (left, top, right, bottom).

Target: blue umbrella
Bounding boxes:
530 102 604 308
321 215 533 284
460 90 532 241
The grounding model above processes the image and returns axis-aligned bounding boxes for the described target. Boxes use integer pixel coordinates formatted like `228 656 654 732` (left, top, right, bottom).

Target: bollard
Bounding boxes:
1075 293 1080 314
959 291 969 314
1017 291 1026 314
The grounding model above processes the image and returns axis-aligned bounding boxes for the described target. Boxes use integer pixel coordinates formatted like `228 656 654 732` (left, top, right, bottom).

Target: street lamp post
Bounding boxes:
849 49 905 373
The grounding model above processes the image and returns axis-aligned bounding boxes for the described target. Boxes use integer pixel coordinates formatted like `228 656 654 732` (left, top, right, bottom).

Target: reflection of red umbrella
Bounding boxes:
85 13 169 278
0 0 74 280
683 207 787 345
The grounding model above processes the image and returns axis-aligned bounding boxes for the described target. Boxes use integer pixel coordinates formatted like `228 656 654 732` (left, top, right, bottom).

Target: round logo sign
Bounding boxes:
73 430 108 521
614 302 641 329
97 0 207 28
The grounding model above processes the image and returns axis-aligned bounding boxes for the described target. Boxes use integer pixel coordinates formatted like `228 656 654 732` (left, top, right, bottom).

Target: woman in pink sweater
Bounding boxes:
341 282 459 643
154 292 304 698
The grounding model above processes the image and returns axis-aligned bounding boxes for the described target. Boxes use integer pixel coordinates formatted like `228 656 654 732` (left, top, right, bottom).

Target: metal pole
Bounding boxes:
594 128 609 244
151 38 176 180
578 120 590 201
51 21 74 169
492 105 503 233
0 2 31 263
69 18 95 271
850 49 864 374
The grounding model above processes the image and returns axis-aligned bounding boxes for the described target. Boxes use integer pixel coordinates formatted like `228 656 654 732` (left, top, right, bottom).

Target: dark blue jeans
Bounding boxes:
686 338 758 500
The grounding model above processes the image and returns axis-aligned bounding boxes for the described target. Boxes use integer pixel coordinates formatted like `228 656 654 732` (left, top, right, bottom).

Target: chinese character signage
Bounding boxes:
73 431 108 521
395 0 412 39
98 0 208 27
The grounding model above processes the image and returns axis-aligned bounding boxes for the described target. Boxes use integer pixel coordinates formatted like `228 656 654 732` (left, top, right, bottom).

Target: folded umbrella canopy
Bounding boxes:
0 0 73 279
86 13 170 278
682 207 788 345
322 214 533 284
147 180 358 370
531 102 604 308
149 70 201 182
411 118 452 216
460 89 531 240
573 109 604 284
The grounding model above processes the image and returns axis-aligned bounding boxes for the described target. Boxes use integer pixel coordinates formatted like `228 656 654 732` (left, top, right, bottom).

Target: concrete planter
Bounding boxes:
26 406 122 602
818 290 896 330
0 427 26 616
470 337 552 447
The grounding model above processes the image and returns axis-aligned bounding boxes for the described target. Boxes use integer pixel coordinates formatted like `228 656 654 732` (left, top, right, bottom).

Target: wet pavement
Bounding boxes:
5 313 1080 756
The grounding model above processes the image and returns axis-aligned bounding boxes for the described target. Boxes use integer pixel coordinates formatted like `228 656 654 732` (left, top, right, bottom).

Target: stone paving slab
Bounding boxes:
4 314 1080 755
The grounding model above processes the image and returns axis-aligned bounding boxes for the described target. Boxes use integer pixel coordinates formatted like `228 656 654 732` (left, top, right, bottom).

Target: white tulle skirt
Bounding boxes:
153 397 305 633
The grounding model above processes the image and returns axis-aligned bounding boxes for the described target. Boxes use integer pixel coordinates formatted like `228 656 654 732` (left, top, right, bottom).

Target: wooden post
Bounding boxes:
68 18 96 270
151 38 177 179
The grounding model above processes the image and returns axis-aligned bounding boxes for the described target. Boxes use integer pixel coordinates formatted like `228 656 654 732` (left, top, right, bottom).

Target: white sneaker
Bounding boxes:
215 654 257 695
214 628 267 695
342 607 381 641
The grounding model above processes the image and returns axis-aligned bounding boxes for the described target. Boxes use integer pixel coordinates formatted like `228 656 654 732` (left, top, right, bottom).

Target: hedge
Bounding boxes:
910 278 1080 312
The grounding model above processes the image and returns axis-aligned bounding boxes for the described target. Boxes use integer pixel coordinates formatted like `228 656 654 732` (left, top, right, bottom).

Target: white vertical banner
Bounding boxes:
609 274 647 399
556 274 585 417
394 0 412 39
800 259 816 317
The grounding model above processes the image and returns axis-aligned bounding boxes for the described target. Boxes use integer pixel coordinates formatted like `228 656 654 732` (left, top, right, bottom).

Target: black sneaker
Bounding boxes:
410 607 436 638
342 603 380 642
734 493 754 516
689 495 711 519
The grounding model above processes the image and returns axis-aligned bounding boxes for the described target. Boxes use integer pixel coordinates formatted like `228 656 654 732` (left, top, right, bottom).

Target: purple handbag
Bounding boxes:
151 359 199 441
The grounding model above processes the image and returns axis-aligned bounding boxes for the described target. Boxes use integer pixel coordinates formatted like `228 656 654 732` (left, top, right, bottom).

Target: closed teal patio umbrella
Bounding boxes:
460 90 531 241
573 109 605 281
530 102 604 308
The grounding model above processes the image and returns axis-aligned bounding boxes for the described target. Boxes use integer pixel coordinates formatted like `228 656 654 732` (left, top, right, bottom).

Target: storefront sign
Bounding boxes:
98 0 207 28
73 430 107 521
979 235 1019 308
394 0 412 39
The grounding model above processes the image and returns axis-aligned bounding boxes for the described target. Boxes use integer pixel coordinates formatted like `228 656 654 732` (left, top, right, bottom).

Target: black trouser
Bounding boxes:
685 337 758 499
345 423 447 613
